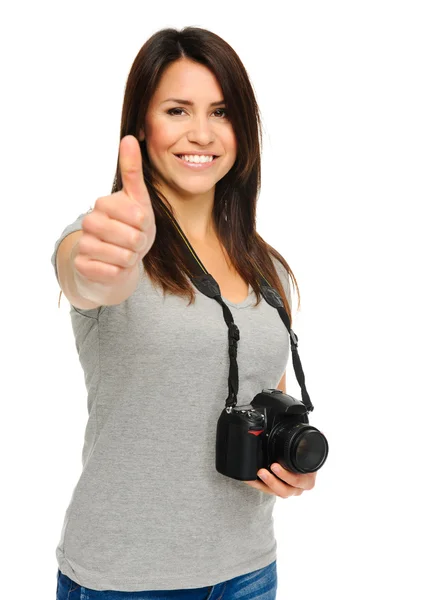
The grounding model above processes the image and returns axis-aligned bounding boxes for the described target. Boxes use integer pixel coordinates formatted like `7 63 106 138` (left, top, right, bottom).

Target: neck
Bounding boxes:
157 184 219 244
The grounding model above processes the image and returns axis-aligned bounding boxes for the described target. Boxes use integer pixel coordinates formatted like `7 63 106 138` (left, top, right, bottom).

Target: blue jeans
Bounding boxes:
56 560 277 599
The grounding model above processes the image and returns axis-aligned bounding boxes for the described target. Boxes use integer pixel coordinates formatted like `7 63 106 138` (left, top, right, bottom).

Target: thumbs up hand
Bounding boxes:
72 135 156 304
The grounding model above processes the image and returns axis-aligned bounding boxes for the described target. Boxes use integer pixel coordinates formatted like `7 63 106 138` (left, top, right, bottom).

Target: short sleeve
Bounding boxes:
51 210 91 286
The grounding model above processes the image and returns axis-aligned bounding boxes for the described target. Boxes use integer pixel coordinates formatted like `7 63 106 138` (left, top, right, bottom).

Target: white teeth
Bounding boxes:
179 154 214 163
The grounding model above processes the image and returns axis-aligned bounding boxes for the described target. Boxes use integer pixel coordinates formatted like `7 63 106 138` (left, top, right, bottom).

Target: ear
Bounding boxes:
138 128 145 141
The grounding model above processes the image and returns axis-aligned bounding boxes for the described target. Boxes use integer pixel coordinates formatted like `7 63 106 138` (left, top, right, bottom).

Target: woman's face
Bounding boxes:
139 58 237 198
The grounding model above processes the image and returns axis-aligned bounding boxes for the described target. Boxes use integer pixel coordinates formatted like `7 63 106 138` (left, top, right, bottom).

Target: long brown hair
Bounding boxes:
111 26 300 319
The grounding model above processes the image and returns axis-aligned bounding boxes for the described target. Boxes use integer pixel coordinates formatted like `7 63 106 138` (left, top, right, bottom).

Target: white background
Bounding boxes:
1 1 432 598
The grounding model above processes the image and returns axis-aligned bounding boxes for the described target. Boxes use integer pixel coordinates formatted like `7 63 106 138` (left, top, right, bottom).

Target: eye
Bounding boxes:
214 108 228 118
166 107 228 118
167 108 186 116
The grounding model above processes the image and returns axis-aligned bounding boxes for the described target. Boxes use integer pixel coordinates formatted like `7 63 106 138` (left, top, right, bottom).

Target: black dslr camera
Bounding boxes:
216 388 328 481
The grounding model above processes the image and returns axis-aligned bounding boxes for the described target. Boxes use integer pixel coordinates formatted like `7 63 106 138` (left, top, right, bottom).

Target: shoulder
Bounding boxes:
270 254 290 284
270 255 292 307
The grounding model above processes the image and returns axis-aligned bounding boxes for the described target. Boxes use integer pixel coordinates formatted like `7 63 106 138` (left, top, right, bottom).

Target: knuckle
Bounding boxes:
81 213 92 230
93 196 106 211
136 231 147 249
82 212 99 234
130 229 142 248
73 253 87 275
292 475 301 487
141 215 151 230
133 205 146 223
124 249 137 266
78 233 93 253
100 262 119 279
108 264 121 278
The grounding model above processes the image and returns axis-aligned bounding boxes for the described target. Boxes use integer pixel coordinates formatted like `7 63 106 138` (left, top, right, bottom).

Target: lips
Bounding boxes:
175 154 219 158
173 154 218 169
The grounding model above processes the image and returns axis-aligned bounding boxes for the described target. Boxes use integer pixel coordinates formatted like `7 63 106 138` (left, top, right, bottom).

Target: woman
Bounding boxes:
52 26 316 599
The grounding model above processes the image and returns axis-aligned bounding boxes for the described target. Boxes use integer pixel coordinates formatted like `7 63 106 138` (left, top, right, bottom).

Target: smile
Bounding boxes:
174 154 218 170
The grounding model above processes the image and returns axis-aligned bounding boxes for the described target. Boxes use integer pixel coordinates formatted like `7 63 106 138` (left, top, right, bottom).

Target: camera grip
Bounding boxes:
215 408 265 481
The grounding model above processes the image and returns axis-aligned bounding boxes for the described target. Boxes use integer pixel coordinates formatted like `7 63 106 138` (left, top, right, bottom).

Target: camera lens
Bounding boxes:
293 429 328 472
271 422 329 473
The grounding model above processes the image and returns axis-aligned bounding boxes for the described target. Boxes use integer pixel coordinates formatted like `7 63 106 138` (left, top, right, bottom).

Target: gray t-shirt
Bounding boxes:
51 211 292 592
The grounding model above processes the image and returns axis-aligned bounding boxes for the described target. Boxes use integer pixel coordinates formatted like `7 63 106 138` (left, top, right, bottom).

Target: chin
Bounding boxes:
173 180 217 196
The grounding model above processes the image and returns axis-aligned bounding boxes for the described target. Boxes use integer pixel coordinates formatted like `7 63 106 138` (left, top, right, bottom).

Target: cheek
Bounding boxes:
145 134 177 173
225 133 237 164
145 117 176 153
225 129 237 156
147 129 171 154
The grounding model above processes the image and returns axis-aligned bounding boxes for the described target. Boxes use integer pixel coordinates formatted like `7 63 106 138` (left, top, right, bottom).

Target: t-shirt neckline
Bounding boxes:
220 284 255 309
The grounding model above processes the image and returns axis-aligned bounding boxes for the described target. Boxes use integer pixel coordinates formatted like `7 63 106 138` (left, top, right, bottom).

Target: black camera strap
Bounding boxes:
159 205 313 413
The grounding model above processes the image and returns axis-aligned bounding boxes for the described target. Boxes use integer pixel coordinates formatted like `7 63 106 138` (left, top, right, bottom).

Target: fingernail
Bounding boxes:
271 464 281 474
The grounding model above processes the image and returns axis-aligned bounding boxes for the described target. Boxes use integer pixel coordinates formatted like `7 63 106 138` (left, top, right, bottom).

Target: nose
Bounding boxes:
186 114 216 146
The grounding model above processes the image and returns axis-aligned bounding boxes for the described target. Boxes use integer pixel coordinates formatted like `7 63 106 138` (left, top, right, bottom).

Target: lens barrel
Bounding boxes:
272 422 329 473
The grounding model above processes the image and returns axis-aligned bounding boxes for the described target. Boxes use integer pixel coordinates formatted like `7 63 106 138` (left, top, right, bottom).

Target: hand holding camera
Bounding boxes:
244 462 317 498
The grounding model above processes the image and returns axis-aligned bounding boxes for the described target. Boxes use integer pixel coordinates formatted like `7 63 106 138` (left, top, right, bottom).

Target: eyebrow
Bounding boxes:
161 98 226 107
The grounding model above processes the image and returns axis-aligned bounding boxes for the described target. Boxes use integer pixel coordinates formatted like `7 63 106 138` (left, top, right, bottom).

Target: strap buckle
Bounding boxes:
228 322 240 342
289 329 298 347
228 323 239 359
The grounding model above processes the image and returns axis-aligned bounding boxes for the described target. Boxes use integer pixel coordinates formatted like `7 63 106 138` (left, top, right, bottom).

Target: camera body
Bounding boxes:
216 388 328 481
